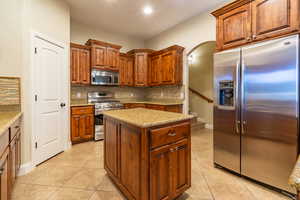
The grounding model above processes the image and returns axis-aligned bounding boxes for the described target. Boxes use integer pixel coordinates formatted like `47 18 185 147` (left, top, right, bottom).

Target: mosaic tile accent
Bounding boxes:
0 77 21 106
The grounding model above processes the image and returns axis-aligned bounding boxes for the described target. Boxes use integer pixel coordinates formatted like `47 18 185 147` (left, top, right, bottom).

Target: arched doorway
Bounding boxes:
188 41 216 129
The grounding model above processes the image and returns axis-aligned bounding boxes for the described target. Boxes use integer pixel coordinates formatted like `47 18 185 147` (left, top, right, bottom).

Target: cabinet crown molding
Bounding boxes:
211 0 253 17
126 49 155 54
70 43 91 50
85 39 122 50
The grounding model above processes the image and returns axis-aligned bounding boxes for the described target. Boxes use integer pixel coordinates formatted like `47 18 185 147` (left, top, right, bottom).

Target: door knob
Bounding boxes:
60 103 66 108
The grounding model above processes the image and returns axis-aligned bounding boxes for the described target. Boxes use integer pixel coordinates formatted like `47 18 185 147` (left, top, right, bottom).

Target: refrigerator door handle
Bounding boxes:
241 59 246 135
235 60 241 134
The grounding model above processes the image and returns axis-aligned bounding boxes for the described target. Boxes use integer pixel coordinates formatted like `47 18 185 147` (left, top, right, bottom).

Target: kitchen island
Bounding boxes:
103 108 193 200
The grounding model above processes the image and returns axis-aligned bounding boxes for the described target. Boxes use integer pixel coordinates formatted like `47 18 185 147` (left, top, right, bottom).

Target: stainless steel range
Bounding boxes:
88 92 123 140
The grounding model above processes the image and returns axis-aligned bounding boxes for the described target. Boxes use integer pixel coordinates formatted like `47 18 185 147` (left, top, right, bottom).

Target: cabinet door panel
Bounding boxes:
150 146 172 200
71 48 80 84
218 4 251 49
252 0 299 41
104 119 119 177
0 149 9 200
79 49 90 85
107 48 119 70
16 132 21 174
149 55 161 86
120 125 141 199
119 56 127 86
171 139 191 196
135 53 148 86
71 115 81 143
80 114 94 140
10 137 17 188
92 46 106 66
161 51 176 85
127 56 134 86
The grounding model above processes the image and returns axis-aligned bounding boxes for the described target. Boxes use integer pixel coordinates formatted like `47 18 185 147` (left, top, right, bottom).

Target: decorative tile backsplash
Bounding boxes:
71 85 185 103
0 77 21 106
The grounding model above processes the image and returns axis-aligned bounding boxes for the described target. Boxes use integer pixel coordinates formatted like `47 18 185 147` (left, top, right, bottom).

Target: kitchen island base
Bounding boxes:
104 114 191 200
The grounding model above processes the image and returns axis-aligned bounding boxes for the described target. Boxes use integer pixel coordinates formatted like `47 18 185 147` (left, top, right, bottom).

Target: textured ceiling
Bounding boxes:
65 0 228 39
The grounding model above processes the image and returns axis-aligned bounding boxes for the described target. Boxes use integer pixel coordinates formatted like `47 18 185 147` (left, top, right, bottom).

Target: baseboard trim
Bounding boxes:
18 162 35 176
205 123 213 129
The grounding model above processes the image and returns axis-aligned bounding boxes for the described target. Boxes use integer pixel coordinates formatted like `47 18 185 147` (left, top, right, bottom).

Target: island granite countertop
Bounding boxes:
0 111 22 135
103 108 193 128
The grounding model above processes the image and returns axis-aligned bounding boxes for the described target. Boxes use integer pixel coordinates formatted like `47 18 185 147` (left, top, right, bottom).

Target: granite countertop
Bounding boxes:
289 156 300 191
71 103 94 107
120 100 183 106
0 111 22 135
103 108 193 128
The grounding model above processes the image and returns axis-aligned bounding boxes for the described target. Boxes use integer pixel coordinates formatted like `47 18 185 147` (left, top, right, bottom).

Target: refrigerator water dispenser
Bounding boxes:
219 80 234 106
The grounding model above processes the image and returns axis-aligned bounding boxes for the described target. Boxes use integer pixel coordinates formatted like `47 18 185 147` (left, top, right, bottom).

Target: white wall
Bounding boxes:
0 0 24 77
145 10 216 115
71 20 144 52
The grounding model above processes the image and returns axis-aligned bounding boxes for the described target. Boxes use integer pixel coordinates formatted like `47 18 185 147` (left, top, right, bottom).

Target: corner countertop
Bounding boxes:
103 108 193 128
0 111 22 135
289 156 300 191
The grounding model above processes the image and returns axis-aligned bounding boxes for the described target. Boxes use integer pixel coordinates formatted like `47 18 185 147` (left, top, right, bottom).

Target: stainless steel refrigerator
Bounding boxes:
213 35 299 194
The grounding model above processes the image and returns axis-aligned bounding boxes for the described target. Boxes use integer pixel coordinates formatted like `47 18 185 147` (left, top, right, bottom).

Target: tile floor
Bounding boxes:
13 129 291 200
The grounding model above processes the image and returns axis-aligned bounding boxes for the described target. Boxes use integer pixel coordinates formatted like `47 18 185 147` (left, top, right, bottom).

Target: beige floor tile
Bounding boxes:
11 183 58 200
13 128 291 200
48 188 94 200
63 168 106 190
89 191 125 200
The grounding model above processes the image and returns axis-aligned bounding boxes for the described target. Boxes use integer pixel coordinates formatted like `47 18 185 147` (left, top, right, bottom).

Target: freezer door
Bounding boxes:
213 48 241 173
241 35 298 193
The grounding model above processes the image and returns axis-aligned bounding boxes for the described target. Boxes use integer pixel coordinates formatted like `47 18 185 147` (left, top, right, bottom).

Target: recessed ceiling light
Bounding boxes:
143 6 153 15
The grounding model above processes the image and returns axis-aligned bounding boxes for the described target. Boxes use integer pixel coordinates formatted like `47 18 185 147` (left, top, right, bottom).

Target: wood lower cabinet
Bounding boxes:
104 116 191 200
70 43 91 85
71 106 94 144
212 0 300 50
150 139 190 200
0 115 22 200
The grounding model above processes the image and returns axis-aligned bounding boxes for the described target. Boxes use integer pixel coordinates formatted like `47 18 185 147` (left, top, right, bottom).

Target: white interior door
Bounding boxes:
33 36 66 165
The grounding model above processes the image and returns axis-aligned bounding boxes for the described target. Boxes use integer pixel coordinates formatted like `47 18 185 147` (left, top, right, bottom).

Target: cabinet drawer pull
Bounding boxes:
15 125 20 129
0 168 4 175
168 130 176 137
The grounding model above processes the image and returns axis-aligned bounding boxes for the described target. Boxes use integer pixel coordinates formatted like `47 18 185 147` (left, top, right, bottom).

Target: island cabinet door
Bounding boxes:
150 145 172 200
119 124 141 199
0 149 9 200
104 119 119 178
170 139 191 198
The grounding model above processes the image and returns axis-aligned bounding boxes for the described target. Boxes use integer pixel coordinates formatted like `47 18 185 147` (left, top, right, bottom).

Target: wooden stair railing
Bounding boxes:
189 87 213 103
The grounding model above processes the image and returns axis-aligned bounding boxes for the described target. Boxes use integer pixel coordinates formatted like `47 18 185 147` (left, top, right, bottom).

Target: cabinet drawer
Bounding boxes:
71 106 94 115
10 117 21 141
150 122 189 149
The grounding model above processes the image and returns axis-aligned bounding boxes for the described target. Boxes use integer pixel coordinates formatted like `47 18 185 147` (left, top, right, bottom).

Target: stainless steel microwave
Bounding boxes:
91 69 119 85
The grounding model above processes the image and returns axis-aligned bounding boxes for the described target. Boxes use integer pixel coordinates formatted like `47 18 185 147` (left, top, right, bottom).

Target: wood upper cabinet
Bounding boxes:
86 39 121 71
92 45 106 66
119 54 134 86
149 55 161 86
161 50 177 85
134 53 149 86
251 0 299 41
216 4 252 50
106 47 119 70
212 0 300 50
71 106 94 144
70 43 91 85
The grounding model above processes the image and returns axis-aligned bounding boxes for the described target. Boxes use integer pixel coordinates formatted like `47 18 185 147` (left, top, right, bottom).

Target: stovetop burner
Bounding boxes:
88 91 123 114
